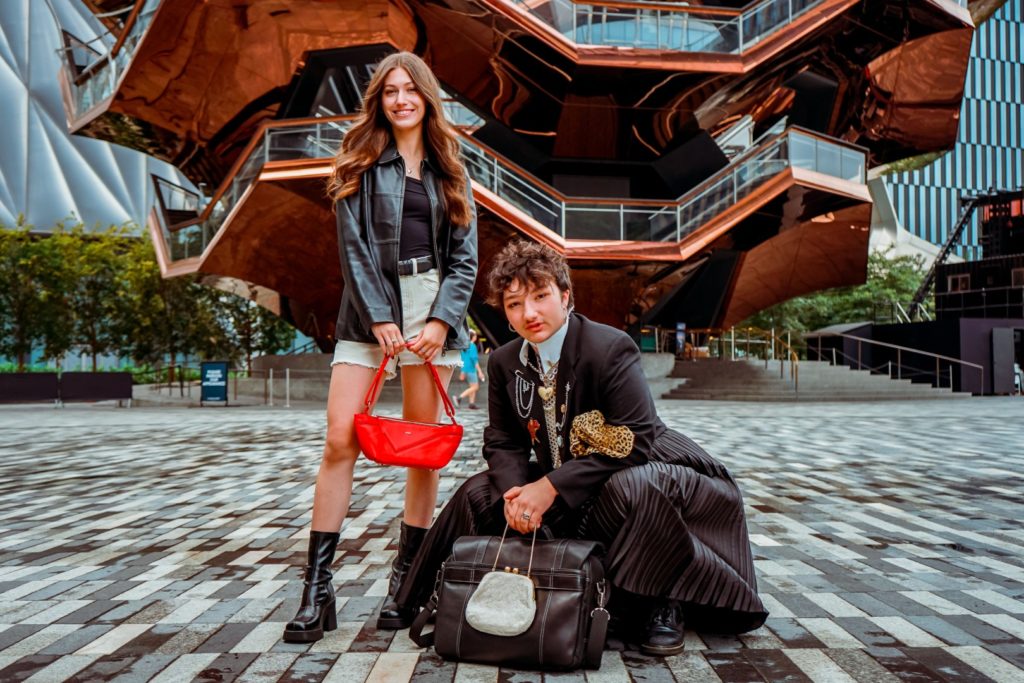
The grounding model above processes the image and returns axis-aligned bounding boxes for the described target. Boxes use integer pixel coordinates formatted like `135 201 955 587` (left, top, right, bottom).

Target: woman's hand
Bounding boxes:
407 319 449 362
503 477 558 533
371 322 405 357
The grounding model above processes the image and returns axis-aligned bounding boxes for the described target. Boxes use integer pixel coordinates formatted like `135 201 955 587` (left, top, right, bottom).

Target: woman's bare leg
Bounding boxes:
310 363 378 532
400 364 455 526
285 362 378 643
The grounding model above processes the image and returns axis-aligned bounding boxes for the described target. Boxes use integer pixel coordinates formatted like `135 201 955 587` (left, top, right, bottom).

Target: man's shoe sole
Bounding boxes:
376 613 414 630
640 641 686 656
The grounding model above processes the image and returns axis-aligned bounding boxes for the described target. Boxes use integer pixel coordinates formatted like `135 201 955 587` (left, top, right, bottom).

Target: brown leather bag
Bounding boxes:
409 534 610 670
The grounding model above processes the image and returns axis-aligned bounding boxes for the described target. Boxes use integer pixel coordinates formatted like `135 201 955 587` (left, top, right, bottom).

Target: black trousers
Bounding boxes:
397 429 768 634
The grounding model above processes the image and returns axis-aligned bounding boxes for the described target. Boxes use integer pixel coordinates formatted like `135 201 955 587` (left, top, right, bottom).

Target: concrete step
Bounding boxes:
662 391 971 401
664 358 969 401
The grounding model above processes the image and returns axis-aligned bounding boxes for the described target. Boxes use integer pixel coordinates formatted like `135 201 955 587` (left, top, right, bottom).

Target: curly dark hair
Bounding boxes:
486 240 573 307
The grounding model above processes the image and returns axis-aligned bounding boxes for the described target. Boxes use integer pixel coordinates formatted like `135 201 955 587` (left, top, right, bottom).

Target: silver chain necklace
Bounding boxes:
514 371 535 419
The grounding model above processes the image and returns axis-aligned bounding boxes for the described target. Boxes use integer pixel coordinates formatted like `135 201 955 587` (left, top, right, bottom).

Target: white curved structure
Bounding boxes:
0 0 191 231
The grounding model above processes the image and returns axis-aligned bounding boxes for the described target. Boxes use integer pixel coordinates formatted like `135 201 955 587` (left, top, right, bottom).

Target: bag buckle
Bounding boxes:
430 566 443 603
590 578 609 617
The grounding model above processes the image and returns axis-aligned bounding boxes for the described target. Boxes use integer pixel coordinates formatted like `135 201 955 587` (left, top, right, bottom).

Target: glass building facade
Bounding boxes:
0 0 191 231
885 1 1023 259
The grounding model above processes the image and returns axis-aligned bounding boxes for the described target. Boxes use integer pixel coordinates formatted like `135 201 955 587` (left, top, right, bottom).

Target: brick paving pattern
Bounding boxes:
0 397 1021 682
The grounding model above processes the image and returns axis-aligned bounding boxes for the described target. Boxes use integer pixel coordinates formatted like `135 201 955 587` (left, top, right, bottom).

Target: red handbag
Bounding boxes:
353 355 463 469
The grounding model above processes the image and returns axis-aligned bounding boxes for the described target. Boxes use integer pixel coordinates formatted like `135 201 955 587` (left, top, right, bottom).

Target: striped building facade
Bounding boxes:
885 1 1024 258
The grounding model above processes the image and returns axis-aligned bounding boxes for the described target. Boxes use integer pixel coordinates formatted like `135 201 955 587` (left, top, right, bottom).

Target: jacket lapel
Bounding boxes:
506 364 547 457
553 314 582 464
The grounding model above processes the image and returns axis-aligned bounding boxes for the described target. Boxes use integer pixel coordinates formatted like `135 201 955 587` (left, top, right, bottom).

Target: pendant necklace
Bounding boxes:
525 350 571 466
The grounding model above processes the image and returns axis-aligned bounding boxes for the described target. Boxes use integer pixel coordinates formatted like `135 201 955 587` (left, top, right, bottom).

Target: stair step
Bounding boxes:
662 358 969 401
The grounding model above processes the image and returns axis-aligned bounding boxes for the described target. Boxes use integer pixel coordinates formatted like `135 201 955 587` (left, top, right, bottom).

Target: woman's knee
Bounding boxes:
322 426 360 464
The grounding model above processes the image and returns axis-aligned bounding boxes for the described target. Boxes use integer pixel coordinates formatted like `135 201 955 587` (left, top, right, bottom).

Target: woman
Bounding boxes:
283 52 477 643
397 241 766 655
454 330 484 409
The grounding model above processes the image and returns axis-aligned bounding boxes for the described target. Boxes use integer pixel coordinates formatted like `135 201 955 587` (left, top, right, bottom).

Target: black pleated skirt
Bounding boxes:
396 428 768 634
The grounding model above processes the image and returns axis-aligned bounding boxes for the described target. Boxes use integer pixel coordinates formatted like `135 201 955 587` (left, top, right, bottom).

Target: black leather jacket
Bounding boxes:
334 145 478 351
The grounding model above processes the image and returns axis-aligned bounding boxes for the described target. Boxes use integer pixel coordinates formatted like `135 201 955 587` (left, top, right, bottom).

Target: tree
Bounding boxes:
65 224 134 370
0 221 75 369
741 247 928 334
207 290 296 372
116 236 224 371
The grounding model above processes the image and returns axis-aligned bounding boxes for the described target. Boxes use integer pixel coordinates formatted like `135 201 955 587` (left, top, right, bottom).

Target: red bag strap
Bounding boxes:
362 355 392 413
361 355 459 425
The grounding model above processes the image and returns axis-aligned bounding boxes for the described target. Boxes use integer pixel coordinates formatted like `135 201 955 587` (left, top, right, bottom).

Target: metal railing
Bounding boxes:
810 332 984 393
59 0 160 120
153 115 865 264
683 326 801 392
509 0 824 53
156 118 354 261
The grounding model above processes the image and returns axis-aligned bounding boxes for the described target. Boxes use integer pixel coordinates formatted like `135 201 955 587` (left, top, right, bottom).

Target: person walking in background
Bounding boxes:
454 329 484 409
282 51 477 643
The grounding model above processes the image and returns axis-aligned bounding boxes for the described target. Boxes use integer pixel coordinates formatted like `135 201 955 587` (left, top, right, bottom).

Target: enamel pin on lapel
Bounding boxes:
527 419 540 445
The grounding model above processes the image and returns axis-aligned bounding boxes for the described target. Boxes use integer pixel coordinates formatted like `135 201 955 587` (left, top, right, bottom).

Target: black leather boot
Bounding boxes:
376 521 427 629
641 600 685 656
282 530 340 643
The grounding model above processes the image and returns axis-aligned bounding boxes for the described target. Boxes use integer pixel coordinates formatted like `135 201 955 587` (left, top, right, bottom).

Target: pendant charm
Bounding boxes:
557 435 563 448
528 419 540 445
560 403 566 414
538 386 554 402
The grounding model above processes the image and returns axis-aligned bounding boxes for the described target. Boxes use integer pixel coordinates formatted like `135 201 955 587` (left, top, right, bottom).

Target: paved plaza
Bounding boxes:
0 397 1022 682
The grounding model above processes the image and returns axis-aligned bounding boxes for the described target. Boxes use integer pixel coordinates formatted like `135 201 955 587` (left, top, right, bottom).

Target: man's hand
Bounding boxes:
407 319 449 362
503 477 558 533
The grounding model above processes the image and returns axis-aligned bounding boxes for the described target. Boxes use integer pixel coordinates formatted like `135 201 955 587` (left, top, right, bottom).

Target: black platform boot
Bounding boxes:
376 521 427 629
282 530 340 643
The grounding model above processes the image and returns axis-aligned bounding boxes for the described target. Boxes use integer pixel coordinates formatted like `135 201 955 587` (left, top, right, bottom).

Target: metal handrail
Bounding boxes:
683 325 801 392
57 0 161 118
817 332 984 393
153 115 865 263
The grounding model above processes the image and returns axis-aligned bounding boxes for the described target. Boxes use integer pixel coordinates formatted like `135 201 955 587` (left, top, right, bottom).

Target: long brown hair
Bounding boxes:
327 52 472 227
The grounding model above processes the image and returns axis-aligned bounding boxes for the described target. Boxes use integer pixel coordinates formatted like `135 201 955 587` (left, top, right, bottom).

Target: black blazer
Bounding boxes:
483 313 666 509
334 145 478 350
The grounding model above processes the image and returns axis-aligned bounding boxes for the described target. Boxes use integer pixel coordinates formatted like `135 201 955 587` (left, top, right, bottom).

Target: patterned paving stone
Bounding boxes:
0 398 1022 681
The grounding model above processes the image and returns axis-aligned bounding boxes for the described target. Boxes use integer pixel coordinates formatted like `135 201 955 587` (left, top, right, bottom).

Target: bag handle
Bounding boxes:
361 354 459 424
490 524 538 577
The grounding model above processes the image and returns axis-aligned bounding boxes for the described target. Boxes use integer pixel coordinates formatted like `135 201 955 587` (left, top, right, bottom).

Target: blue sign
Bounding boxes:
200 361 229 405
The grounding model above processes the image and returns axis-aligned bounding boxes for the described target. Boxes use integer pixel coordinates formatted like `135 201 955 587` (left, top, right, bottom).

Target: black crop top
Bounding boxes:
399 177 433 261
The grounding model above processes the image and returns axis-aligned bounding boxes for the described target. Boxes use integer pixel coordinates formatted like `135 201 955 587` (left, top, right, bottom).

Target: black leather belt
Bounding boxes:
397 255 436 276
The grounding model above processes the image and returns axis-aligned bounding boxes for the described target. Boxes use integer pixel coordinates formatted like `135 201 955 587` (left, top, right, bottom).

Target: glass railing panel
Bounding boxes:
570 6 737 52
158 118 867 263
564 204 621 240
677 137 788 239
461 142 562 231
509 0 825 54
787 130 866 183
63 0 162 119
563 204 681 241
840 147 865 183
266 125 327 161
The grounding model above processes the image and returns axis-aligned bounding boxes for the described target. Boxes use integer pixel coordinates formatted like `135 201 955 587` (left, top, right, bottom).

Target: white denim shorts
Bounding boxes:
331 269 462 380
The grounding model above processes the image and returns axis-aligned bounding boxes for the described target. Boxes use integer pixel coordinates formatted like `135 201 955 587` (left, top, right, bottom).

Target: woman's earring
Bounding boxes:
508 322 516 332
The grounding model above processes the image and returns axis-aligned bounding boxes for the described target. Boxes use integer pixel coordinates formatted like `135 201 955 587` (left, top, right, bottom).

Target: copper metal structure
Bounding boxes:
59 0 984 344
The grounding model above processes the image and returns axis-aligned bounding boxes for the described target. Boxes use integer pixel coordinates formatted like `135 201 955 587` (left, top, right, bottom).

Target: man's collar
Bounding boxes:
518 313 571 371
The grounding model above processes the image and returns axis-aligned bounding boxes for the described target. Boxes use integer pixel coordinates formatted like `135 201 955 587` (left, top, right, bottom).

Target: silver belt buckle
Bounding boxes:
412 258 419 276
